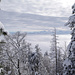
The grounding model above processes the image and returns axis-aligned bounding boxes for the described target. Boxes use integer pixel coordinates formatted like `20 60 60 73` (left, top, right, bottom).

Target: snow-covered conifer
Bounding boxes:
63 3 75 75
28 45 49 75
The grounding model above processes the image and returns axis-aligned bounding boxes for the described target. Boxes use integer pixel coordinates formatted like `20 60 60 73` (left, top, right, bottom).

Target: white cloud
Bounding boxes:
0 0 75 17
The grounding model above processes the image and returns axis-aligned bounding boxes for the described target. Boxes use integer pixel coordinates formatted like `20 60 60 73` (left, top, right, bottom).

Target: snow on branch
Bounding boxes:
65 15 75 29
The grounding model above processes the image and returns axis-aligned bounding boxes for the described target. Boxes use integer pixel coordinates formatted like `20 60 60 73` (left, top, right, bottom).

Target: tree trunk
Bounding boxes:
18 59 21 75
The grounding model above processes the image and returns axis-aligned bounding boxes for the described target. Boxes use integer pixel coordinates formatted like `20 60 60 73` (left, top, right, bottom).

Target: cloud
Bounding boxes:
0 0 74 17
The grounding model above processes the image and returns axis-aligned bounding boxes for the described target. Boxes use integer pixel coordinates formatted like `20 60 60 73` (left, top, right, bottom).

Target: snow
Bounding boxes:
0 22 6 41
8 71 11 74
63 5 75 74
72 3 75 14
63 58 71 66
72 3 75 8
65 3 75 29
72 41 75 48
65 15 75 29
69 15 75 23
35 72 39 75
0 68 3 73
0 21 4 29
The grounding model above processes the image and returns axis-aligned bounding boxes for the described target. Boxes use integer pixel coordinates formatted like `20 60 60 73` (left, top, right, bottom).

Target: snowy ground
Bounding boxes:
26 34 71 53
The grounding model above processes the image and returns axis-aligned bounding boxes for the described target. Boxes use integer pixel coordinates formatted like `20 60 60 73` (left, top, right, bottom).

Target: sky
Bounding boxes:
0 0 75 17
0 0 73 52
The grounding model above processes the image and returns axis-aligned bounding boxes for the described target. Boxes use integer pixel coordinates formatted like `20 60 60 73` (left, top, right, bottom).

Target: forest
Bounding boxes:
0 1 75 75
0 30 66 75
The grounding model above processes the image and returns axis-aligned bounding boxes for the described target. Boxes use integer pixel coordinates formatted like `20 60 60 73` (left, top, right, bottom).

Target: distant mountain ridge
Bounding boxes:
0 10 70 34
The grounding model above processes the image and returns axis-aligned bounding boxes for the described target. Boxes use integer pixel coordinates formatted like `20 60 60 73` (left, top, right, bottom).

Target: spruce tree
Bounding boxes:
63 3 75 75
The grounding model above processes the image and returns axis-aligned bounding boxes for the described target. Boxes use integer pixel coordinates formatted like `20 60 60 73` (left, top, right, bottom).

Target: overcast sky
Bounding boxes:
0 0 75 17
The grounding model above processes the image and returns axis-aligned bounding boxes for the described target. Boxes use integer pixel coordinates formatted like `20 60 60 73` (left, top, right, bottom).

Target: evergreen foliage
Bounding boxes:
63 3 75 75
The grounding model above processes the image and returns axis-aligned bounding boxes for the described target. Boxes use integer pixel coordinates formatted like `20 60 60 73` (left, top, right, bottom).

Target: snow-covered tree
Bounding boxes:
28 45 49 75
65 3 75 29
63 3 75 75
43 51 51 74
1 32 32 75
28 45 40 75
0 22 7 75
50 28 64 75
57 47 63 75
35 45 49 75
49 28 58 75
0 22 7 36
72 3 75 14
